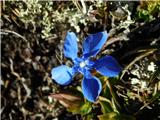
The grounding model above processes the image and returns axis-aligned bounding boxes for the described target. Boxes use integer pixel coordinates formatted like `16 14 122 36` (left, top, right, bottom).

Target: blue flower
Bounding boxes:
51 31 122 102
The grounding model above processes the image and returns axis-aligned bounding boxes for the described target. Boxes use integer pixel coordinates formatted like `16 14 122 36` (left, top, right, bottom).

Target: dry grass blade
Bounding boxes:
1 29 27 42
120 49 157 80
72 0 83 14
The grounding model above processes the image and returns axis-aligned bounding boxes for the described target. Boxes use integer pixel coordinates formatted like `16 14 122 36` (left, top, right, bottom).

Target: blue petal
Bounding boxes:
82 73 102 102
83 31 108 58
94 55 122 77
64 32 78 60
51 65 75 85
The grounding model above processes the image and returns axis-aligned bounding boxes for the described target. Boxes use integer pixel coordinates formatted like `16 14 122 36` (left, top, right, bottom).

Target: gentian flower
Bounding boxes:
51 31 122 102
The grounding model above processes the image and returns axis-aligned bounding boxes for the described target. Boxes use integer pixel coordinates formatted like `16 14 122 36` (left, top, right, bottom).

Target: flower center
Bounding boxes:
79 61 86 68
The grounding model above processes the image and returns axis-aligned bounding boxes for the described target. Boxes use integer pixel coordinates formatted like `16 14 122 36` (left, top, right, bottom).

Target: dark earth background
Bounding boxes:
1 1 160 120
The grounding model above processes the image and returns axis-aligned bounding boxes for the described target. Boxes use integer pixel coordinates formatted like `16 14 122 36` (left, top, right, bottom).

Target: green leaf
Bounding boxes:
99 101 113 113
102 80 112 97
79 102 92 115
83 114 93 120
105 79 122 110
99 77 122 112
67 101 92 115
98 112 118 120
99 96 113 113
98 112 136 120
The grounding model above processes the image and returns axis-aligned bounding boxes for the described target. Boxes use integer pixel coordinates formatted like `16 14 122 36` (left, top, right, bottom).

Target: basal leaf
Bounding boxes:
67 101 92 115
99 96 113 113
98 112 136 120
99 101 113 113
50 92 83 108
98 112 118 120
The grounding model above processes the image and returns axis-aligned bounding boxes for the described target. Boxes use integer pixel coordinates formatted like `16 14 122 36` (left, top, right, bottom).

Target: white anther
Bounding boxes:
79 61 86 68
